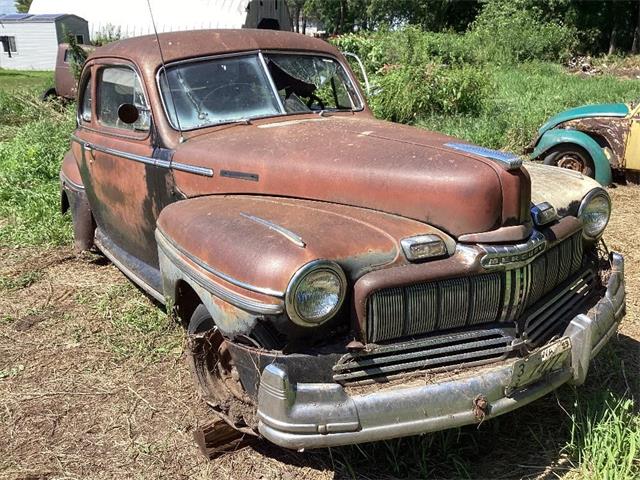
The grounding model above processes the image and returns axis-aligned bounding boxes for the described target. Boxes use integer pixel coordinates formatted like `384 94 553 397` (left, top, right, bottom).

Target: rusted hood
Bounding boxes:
172 116 531 239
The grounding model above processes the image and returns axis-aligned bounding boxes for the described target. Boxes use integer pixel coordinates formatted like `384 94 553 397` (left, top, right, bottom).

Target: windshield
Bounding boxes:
159 53 362 130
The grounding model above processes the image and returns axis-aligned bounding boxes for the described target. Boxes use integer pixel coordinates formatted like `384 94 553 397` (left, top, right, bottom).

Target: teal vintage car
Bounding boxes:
528 101 640 185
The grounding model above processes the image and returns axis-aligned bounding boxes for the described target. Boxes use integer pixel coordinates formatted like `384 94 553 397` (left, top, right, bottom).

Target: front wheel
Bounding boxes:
185 304 257 455
543 144 595 178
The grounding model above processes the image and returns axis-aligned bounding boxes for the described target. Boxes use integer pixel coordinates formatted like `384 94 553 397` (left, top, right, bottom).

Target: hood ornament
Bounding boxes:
444 142 524 170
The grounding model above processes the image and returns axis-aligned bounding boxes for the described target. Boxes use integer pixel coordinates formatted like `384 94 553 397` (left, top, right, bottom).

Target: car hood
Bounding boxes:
538 103 630 135
171 115 531 239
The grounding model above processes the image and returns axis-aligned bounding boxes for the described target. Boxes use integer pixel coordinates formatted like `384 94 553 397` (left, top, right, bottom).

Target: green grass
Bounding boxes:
91 283 182 361
0 69 52 92
418 62 640 152
0 88 74 247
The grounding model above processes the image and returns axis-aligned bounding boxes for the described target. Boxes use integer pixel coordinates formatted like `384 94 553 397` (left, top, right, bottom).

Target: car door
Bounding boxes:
624 103 640 171
73 60 175 291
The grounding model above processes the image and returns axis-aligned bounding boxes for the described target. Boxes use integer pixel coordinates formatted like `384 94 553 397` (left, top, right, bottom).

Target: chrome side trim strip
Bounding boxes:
156 228 285 298
156 230 284 314
70 134 213 177
240 212 306 248
94 231 166 304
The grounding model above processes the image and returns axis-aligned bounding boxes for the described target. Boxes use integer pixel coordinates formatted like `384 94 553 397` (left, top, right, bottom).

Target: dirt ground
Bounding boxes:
1 186 638 480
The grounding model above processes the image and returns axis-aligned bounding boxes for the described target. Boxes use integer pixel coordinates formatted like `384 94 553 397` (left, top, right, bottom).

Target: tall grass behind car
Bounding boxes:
0 87 74 246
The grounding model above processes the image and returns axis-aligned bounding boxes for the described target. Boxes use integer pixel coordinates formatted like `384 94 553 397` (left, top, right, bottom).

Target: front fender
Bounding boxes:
531 129 612 186
156 195 455 337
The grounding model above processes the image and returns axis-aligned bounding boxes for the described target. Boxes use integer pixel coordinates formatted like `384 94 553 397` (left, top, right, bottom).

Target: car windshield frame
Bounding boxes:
156 50 365 132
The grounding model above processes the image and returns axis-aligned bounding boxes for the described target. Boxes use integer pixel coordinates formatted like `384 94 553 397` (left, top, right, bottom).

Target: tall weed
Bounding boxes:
469 0 577 64
0 91 74 246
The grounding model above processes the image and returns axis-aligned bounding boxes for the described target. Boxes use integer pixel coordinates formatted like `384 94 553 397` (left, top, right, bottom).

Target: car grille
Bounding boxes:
366 233 583 343
523 268 598 346
333 328 515 384
337 265 597 385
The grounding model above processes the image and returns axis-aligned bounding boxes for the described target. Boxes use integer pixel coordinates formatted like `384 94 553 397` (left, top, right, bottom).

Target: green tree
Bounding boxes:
14 0 32 13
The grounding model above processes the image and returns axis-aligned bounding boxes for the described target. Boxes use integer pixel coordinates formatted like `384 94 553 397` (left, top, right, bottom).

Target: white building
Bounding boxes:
28 0 291 40
0 13 89 70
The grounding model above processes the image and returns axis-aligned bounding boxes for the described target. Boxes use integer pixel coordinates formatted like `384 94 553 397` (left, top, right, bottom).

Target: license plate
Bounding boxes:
507 337 572 394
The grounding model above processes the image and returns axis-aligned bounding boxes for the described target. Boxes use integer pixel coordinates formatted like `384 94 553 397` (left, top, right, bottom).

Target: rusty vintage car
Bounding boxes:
43 43 95 101
528 101 640 185
60 29 626 451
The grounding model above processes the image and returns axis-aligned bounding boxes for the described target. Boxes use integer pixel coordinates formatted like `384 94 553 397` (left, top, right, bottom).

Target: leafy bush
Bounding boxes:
0 91 74 246
469 0 577 64
370 63 488 123
333 27 478 74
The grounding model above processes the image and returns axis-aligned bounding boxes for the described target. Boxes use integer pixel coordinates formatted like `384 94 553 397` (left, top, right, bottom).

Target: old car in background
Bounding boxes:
528 101 640 185
60 29 625 453
42 43 95 101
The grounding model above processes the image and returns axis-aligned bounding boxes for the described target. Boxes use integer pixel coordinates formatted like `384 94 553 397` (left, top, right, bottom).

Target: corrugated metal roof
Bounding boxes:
0 12 78 22
0 13 33 21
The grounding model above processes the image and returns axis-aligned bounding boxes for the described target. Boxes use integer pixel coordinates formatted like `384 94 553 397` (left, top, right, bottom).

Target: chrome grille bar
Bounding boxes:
366 232 584 343
334 329 514 384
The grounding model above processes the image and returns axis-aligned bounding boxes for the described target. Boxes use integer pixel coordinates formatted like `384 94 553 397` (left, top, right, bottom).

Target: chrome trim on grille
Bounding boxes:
366 232 584 343
523 268 598 346
479 231 547 269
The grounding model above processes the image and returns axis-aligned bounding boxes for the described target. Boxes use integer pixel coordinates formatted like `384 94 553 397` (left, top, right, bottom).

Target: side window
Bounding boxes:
97 66 150 132
79 74 92 122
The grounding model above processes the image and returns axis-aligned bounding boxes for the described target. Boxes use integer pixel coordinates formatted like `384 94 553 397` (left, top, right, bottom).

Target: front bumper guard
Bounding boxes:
256 253 625 450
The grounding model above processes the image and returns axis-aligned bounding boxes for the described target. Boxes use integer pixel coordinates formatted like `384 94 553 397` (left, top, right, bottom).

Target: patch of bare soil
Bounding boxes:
568 54 640 79
0 185 638 480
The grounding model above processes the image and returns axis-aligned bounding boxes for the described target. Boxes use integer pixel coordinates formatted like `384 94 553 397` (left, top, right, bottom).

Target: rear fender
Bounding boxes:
60 150 93 251
531 129 612 186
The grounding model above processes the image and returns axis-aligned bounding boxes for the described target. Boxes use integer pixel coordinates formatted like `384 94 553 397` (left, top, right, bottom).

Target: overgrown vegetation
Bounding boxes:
333 29 640 147
297 0 640 56
0 88 74 246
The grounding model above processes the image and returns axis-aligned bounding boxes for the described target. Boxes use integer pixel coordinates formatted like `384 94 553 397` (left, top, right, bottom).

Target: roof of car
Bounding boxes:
89 29 340 68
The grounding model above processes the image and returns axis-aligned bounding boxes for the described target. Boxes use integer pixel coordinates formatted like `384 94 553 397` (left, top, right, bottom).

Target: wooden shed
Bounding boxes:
0 13 89 70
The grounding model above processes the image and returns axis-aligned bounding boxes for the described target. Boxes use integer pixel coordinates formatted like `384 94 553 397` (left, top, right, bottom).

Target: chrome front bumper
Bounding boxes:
256 253 625 450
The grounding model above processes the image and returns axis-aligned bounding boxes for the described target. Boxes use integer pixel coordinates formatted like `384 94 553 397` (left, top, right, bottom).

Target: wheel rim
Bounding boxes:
556 153 587 173
189 327 247 406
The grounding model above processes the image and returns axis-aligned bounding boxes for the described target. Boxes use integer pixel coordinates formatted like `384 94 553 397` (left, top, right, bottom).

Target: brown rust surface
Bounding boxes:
172 116 531 239
90 29 339 68
60 150 83 187
561 117 630 168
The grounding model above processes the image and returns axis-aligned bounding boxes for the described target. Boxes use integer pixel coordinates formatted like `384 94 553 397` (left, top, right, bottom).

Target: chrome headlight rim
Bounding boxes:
285 259 347 327
578 187 611 240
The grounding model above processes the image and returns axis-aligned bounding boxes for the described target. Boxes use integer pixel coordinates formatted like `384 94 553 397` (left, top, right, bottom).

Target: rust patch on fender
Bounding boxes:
561 117 630 168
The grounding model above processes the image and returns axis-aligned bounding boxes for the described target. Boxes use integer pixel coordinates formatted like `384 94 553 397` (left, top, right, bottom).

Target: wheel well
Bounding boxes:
61 190 70 214
174 280 202 328
544 142 593 159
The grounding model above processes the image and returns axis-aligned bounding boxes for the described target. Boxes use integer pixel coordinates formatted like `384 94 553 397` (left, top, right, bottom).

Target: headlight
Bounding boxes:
578 188 611 240
285 260 347 327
